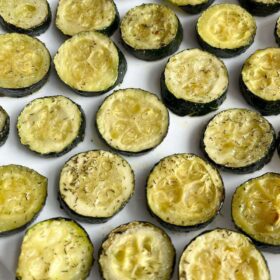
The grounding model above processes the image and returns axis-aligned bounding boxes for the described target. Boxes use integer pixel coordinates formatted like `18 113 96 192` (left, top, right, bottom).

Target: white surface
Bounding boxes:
0 0 280 279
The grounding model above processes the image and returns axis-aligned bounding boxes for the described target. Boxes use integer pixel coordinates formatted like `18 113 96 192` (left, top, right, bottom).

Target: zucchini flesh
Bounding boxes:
99 221 175 280
59 150 135 222
0 165 47 236
275 17 280 46
0 106 9 146
16 218 94 280
96 88 169 154
167 0 214 14
147 154 224 230
179 229 270 280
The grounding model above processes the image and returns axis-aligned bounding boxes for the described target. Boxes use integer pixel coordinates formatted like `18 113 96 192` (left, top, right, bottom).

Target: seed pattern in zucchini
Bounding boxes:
17 95 85 157
54 31 126 96
16 218 94 280
201 108 276 173
99 221 175 280
179 229 270 280
56 0 119 36
0 33 51 97
0 165 47 236
120 3 183 61
59 150 135 223
146 154 224 231
232 173 280 252
240 48 280 115
96 88 169 155
239 0 280 16
167 0 215 14
196 4 256 58
161 49 228 116
0 106 9 146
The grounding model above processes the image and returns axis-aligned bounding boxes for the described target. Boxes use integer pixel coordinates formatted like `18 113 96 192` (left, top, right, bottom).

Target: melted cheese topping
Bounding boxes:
165 49 228 103
147 154 223 226
54 31 119 92
0 33 50 89
232 173 280 245
242 48 280 101
0 0 48 29
179 229 270 280
99 222 175 280
17 96 83 155
16 219 94 280
0 107 7 133
121 4 178 50
96 89 169 153
168 0 207 5
203 109 274 168
197 4 256 49
0 165 47 233
60 150 134 218
56 0 116 36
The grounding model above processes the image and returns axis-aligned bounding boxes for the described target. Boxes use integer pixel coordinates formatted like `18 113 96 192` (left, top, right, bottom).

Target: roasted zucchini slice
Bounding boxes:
0 33 51 97
0 0 51 36
146 154 224 231
201 108 276 173
179 229 270 280
59 150 135 223
120 3 183 61
54 31 126 96
98 221 175 280
0 106 9 146
17 95 85 157
167 0 215 14
56 0 119 36
232 173 280 253
0 165 47 236
239 0 280 16
161 49 228 116
196 4 256 58
240 48 280 115
96 88 169 155
16 218 94 280
275 17 280 46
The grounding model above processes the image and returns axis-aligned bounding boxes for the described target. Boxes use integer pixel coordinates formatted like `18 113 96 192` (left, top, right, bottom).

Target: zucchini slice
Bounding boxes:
17 95 85 157
161 49 228 116
16 218 94 280
167 0 215 14
196 4 256 58
96 88 169 155
0 106 9 146
0 0 51 36
0 33 51 97
240 48 280 115
232 172 280 253
179 229 270 280
120 4 183 61
59 150 135 223
239 0 280 16
146 154 224 231
0 165 47 236
54 31 126 96
56 0 119 37
275 17 280 46
201 108 276 173
98 221 175 280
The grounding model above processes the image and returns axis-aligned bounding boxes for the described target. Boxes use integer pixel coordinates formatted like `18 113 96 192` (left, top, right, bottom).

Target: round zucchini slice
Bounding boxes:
201 108 276 173
0 165 47 236
232 172 280 253
196 4 256 58
59 150 135 223
161 49 228 116
240 48 280 116
98 221 175 280
120 4 183 61
167 0 215 14
17 95 85 157
0 0 51 36
239 0 280 16
179 229 270 280
16 218 94 280
56 0 119 36
275 17 280 46
54 31 126 96
0 106 9 146
0 33 51 97
96 88 169 155
146 154 224 231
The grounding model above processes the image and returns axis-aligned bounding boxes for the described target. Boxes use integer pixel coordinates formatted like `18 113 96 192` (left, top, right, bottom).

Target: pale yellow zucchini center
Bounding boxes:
0 109 7 132
169 0 208 6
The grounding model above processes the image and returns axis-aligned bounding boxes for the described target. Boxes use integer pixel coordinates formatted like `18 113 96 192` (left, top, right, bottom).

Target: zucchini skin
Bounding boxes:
0 107 9 147
175 0 215 14
239 0 280 16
